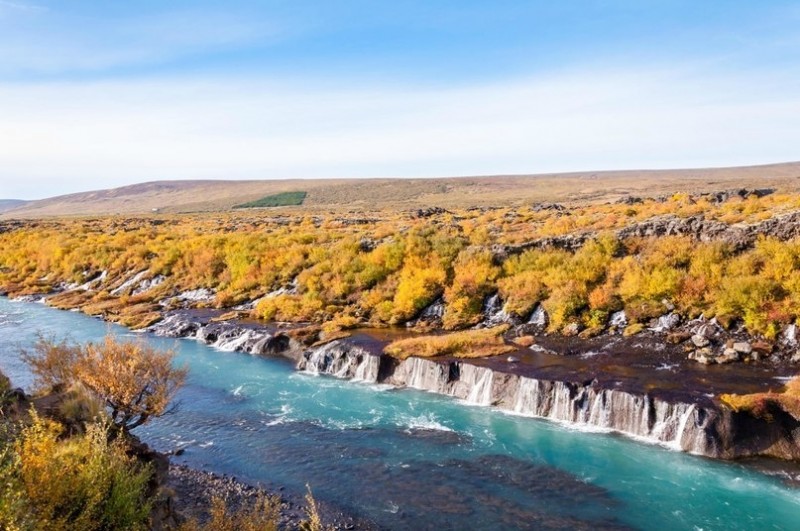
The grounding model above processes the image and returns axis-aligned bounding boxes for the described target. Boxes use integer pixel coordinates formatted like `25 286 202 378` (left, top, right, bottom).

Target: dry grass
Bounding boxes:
720 377 800 421
383 325 514 360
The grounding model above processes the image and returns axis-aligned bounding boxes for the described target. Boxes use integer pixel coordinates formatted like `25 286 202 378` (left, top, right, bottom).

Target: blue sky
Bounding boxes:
1 1 799 199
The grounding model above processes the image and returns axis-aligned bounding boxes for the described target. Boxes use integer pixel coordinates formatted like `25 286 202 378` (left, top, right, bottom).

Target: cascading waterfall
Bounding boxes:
464 365 494 406
298 340 381 383
213 329 262 352
152 326 720 456
353 353 381 382
393 357 450 393
299 340 719 457
509 377 709 452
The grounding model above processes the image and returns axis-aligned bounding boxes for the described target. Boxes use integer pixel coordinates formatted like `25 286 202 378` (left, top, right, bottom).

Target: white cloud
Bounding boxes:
0 65 798 198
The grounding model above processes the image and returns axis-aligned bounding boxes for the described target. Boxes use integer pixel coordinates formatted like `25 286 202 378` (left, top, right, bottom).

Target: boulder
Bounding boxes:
732 342 753 355
651 313 680 332
751 341 774 355
609 310 628 328
666 331 692 344
718 349 740 364
694 353 715 365
691 334 710 348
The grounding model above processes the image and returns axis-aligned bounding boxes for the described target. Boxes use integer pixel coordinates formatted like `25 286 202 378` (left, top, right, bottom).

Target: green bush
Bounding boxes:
233 191 307 209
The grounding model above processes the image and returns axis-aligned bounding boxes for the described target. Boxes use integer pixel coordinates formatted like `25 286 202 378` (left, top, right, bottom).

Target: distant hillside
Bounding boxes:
0 199 28 213
4 161 800 218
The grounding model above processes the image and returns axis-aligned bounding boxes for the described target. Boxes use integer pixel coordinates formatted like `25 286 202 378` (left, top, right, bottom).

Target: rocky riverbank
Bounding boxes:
167 465 375 530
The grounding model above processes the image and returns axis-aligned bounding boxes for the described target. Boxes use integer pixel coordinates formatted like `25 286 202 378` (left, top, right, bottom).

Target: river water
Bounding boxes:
1 297 798 530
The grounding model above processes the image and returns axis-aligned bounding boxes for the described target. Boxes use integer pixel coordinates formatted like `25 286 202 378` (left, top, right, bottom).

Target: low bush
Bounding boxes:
384 326 514 359
0 413 153 531
720 377 800 421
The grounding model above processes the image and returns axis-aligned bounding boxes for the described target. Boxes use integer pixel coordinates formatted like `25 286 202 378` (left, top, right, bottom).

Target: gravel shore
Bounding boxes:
167 464 377 530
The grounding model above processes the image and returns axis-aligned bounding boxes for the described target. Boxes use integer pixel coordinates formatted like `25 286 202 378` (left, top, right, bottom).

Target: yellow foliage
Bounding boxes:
23 336 187 431
0 413 152 531
390 255 447 323
442 249 500 329
720 376 800 421
3 193 800 337
384 325 513 360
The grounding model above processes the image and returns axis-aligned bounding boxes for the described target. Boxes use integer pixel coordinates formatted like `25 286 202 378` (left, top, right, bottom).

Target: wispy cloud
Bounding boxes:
0 6 280 76
0 0 44 12
0 2 798 199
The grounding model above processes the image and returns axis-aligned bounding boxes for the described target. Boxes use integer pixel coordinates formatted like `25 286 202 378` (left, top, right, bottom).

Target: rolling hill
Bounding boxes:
0 199 28 214
3 161 800 218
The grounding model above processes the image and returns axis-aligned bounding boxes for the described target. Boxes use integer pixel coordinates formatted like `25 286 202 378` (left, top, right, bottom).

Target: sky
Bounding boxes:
1 1 799 199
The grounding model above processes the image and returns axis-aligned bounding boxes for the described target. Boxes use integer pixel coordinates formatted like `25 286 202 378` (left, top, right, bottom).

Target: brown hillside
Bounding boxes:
4 161 800 218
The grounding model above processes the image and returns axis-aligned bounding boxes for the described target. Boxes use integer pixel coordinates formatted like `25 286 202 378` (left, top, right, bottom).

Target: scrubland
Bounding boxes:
3 190 800 340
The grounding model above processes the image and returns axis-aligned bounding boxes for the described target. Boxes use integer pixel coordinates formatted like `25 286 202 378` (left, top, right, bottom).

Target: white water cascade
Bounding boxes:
299 341 720 456
298 341 381 383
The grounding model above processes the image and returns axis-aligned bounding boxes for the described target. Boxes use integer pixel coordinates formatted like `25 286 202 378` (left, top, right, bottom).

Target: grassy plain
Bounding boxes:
3 161 799 218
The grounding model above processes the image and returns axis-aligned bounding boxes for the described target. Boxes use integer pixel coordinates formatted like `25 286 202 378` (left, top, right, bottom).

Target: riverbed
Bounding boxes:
1 297 799 530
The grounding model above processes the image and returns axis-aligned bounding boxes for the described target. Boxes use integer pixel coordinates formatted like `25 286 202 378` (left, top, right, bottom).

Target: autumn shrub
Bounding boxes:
0 413 152 531
177 485 329 531
497 270 546 318
57 383 105 430
389 255 447 323
255 293 325 322
442 249 500 329
5 195 800 339
715 276 785 338
23 336 187 432
178 494 281 531
542 281 588 332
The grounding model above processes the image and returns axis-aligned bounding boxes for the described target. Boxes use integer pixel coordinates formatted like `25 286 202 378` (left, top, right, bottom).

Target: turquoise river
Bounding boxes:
1 297 798 530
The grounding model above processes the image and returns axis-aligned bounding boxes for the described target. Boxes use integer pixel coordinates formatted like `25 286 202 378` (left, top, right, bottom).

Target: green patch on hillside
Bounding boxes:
234 191 307 209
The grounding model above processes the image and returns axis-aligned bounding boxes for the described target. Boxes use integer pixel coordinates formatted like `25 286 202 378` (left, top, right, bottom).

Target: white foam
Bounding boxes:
401 413 454 432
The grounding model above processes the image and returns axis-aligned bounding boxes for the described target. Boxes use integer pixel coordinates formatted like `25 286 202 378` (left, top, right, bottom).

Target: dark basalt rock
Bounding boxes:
296 330 800 462
500 205 800 258
413 206 451 218
531 202 567 213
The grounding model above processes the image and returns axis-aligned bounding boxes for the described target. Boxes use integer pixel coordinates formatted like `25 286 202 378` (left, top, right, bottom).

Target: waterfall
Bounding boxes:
353 353 381 382
499 374 711 453
298 341 381 383
110 270 148 296
150 313 200 338
293 338 720 457
213 329 263 353
464 365 494 406
670 404 697 451
514 377 542 415
392 357 451 393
